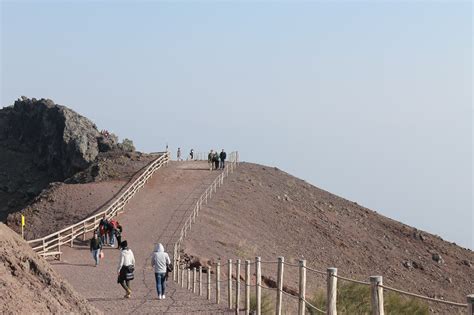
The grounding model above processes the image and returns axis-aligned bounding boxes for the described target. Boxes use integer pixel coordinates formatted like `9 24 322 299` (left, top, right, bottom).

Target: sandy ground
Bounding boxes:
51 161 233 314
182 162 474 314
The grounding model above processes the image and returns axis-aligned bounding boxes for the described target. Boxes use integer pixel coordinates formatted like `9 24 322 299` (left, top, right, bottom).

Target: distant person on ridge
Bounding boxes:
208 150 214 171
89 232 102 267
189 149 194 160
212 150 219 170
117 240 135 299
219 149 227 169
177 148 182 161
151 243 171 300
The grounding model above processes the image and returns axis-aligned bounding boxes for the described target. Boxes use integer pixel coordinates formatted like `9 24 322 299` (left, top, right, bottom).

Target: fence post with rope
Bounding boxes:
298 259 306 315
228 259 233 309
276 256 284 315
370 276 384 315
245 260 251 315
327 267 337 315
216 261 221 304
256 256 262 315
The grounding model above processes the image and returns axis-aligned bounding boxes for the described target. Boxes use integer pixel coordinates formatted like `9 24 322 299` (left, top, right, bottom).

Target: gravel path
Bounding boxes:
51 161 233 314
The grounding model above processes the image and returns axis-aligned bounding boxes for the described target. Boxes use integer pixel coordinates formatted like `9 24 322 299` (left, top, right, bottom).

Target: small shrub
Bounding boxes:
306 282 428 315
119 138 135 152
250 292 273 315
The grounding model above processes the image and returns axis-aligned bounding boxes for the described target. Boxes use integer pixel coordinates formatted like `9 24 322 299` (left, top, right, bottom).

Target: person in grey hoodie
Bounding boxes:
151 243 171 300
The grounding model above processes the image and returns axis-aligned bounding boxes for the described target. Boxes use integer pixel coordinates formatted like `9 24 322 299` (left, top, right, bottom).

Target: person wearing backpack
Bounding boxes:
117 240 135 298
89 231 102 266
151 243 171 300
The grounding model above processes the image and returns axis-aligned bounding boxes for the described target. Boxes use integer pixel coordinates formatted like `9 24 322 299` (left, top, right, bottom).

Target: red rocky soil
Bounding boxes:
7 152 156 240
0 223 99 314
182 162 474 314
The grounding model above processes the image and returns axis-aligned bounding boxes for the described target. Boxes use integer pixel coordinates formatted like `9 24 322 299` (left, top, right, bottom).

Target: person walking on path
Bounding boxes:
115 223 123 250
89 232 102 267
219 149 227 169
212 150 219 170
117 240 135 299
208 150 214 171
189 149 194 160
98 215 109 245
177 148 182 161
151 243 171 300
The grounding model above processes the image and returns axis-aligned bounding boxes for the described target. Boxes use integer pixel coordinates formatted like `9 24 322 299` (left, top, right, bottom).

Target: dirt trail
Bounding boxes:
51 161 232 314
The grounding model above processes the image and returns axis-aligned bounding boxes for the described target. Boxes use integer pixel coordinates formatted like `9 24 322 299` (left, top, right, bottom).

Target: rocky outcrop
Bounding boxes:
0 97 120 220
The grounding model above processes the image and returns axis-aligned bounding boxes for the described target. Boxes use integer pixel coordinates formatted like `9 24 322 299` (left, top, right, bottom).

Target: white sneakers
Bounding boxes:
158 295 166 300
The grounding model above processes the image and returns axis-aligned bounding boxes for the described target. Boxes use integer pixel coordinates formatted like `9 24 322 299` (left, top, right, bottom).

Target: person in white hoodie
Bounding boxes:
151 243 171 300
117 240 135 298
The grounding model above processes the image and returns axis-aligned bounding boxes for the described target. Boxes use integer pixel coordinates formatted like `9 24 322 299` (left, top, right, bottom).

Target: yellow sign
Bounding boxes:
21 215 25 227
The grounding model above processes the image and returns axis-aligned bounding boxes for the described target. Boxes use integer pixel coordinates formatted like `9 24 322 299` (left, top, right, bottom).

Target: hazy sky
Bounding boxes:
1 1 472 249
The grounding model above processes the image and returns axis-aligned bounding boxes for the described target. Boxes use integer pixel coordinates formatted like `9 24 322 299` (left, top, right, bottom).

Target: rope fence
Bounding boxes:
174 255 473 315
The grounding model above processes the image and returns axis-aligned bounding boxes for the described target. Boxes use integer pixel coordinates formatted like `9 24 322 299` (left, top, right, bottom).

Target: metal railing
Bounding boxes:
27 152 171 258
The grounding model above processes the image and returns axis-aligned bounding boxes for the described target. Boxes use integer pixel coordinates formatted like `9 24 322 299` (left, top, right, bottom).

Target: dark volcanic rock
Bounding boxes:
0 97 120 220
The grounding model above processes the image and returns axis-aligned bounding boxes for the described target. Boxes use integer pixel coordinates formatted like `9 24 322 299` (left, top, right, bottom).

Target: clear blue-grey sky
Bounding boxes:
1 1 472 249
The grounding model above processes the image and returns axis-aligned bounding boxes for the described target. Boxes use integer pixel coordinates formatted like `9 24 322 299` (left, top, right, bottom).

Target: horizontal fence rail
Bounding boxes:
174 256 473 315
172 151 239 282
27 152 171 258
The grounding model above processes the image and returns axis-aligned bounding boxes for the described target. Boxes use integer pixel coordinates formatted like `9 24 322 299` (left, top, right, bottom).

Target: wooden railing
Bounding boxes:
171 151 239 280
27 151 171 259
174 256 473 315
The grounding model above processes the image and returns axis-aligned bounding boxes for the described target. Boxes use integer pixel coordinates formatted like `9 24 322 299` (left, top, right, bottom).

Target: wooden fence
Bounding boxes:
27 152 171 259
171 151 239 277
174 257 473 315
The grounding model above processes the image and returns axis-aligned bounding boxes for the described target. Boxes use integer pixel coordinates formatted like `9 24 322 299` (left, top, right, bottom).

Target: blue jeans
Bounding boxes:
92 249 100 265
155 272 166 296
109 230 115 246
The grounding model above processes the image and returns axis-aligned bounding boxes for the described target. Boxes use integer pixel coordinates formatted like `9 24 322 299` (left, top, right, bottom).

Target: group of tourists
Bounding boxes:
97 215 122 249
208 149 227 170
176 147 195 161
89 217 172 300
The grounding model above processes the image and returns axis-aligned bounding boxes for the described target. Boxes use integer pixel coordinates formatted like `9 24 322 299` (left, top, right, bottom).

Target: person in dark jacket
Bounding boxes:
98 214 109 245
90 232 102 266
212 151 219 170
219 149 227 169
115 223 123 250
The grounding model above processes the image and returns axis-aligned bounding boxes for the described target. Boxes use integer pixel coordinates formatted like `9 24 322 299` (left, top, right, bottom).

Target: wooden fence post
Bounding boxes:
193 267 197 293
181 268 185 288
207 267 212 300
187 268 191 290
276 257 284 315
228 259 233 309
82 221 86 241
199 266 203 296
298 260 306 315
327 268 337 315
370 276 384 315
173 245 178 282
245 260 251 315
467 294 474 315
236 259 241 314
70 227 74 247
256 256 262 315
216 262 221 304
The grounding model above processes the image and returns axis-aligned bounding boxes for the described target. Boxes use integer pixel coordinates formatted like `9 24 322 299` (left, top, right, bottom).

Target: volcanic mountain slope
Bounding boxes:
0 223 99 314
1 97 157 238
182 163 473 312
